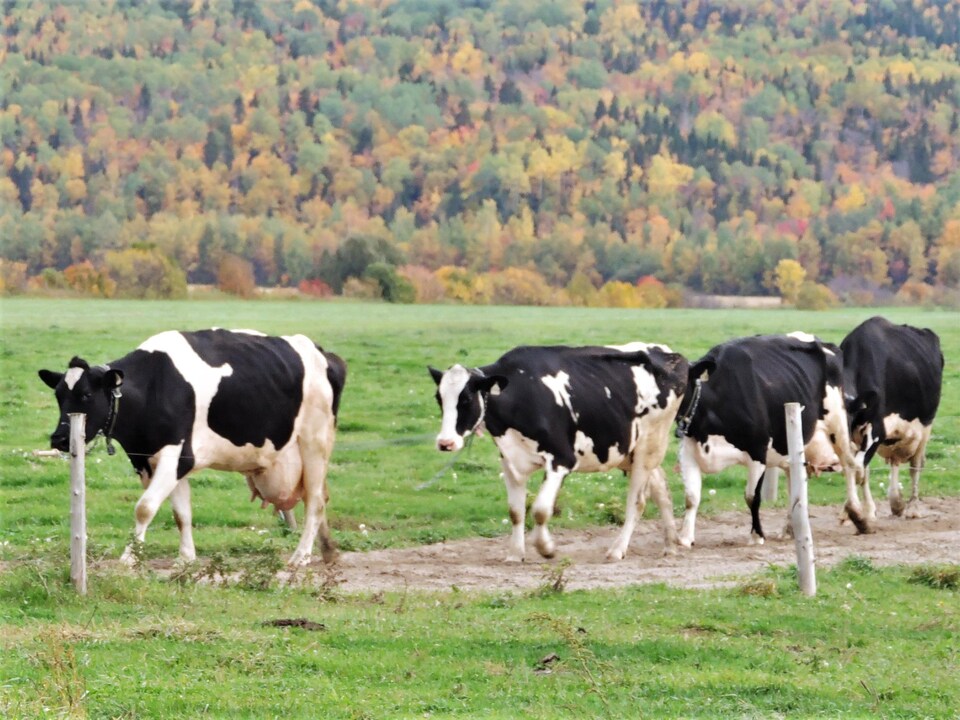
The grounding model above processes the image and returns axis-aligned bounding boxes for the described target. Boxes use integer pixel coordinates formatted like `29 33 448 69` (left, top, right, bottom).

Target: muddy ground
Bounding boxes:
328 497 960 593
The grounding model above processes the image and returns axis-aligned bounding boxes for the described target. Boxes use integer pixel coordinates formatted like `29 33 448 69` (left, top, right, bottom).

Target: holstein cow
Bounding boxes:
38 329 346 566
429 343 688 562
841 316 944 518
674 332 864 547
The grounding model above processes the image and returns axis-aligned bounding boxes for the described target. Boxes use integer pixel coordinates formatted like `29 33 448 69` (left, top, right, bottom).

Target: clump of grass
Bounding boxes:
738 577 779 597
531 557 572 597
31 627 87 719
527 613 609 710
909 564 959 591
838 555 877 575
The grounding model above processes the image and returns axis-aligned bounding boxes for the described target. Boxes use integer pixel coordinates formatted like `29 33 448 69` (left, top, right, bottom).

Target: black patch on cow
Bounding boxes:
684 335 833 463
322 348 347 424
182 330 304 450
841 316 943 459
471 345 688 469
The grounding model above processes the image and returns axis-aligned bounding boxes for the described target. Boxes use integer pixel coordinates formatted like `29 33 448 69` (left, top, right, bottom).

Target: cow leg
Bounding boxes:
887 463 905 517
290 453 335 567
678 439 702 548
842 462 873 534
607 466 677 561
531 466 568 559
168 478 196 563
501 461 529 563
904 448 926 519
120 445 183 565
745 461 767 546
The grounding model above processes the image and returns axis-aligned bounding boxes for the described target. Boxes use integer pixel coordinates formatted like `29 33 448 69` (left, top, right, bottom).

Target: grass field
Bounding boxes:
1 298 958 718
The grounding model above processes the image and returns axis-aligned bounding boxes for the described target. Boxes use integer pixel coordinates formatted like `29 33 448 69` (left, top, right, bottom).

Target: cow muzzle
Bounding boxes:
50 432 70 453
436 437 461 452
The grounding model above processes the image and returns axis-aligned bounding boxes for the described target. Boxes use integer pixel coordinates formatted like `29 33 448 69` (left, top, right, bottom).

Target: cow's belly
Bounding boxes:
572 430 629 473
689 434 753 473
765 422 841 474
877 414 929 464
196 433 289 474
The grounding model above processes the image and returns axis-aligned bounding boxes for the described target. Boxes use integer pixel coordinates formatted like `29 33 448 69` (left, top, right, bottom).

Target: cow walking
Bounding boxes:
430 343 687 562
841 316 944 518
675 332 864 547
39 329 346 567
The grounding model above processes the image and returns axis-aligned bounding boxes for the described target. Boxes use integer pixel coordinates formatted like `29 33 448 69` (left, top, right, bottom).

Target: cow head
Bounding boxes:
38 357 124 451
428 364 506 452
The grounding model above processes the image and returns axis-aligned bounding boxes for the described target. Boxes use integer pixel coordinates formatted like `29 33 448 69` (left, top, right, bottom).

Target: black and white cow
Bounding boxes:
841 316 944 519
39 329 346 566
429 343 688 562
675 332 864 547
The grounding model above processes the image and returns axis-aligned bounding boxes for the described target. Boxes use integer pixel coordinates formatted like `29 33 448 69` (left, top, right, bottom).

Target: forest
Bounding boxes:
1 0 959 307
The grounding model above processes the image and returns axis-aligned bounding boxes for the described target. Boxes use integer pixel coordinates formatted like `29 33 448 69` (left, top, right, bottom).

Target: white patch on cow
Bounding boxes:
787 331 817 343
541 371 578 421
878 413 930 464
604 386 611 399
572 430 626 472
630 365 662 415
436 364 471 451
64 367 84 390
496 428 544 478
687 433 753 474
604 341 670 353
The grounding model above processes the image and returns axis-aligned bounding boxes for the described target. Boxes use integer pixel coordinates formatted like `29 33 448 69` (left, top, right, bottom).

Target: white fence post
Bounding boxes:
785 402 816 596
68 413 87 595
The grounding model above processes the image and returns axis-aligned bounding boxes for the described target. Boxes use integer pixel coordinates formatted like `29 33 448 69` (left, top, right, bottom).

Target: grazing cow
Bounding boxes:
841 316 944 518
429 343 688 562
38 329 346 566
675 332 864 547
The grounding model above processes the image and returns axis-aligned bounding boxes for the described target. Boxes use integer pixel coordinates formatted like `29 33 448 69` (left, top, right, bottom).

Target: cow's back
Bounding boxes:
691 336 831 460
841 317 943 424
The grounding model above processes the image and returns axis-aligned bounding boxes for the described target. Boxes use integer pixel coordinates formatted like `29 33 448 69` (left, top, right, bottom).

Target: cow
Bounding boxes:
841 316 944 519
674 332 865 548
38 329 347 567
429 343 688 563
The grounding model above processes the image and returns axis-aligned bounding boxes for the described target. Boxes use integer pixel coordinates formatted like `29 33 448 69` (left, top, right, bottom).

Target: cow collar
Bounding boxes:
675 378 702 439
92 364 122 456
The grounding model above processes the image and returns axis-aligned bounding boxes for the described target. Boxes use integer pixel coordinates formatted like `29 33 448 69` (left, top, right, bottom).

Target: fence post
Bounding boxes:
785 402 816 596
69 413 87 595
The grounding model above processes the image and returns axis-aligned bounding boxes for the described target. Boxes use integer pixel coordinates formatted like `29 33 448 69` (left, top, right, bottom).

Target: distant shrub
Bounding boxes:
0 259 28 295
365 262 415 303
218 253 256 298
484 267 554 306
104 247 187 299
342 277 381 300
795 281 838 310
298 278 334 298
894 281 936 306
63 261 116 297
398 265 446 303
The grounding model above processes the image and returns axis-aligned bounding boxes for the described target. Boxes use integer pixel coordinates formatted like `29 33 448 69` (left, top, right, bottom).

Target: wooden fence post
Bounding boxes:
785 402 816 596
69 413 87 595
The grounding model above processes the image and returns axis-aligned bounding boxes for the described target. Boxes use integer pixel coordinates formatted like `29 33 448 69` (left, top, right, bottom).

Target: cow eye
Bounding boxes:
80 392 93 402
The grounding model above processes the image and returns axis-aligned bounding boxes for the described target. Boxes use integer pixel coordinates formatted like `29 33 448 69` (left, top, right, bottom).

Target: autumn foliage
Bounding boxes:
2 0 960 307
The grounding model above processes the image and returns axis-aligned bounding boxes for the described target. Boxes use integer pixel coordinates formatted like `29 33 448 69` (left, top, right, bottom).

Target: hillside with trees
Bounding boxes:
2 0 959 306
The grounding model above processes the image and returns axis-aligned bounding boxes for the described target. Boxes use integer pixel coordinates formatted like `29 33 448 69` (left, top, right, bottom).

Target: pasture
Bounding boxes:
1 298 958 718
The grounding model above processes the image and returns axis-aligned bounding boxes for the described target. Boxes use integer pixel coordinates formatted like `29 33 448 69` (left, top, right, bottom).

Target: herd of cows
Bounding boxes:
37 316 943 570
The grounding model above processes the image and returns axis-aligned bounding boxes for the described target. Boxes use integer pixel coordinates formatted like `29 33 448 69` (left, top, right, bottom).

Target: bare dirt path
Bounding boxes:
332 497 960 593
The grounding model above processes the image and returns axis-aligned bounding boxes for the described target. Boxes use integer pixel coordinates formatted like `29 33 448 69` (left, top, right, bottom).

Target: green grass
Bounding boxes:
1 298 958 718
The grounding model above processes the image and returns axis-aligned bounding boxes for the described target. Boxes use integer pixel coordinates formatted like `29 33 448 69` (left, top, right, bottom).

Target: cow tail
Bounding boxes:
321 349 348 424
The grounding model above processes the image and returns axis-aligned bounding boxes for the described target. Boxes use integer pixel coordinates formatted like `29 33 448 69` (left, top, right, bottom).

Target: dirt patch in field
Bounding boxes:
330 497 960 593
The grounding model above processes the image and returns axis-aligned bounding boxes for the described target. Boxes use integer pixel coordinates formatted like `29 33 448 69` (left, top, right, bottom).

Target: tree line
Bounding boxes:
1 0 959 307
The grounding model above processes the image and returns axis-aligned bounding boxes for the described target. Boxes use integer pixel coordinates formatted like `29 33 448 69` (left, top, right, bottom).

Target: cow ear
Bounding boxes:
471 374 508 394
38 369 63 389
104 369 124 389
689 359 716 382
428 366 444 385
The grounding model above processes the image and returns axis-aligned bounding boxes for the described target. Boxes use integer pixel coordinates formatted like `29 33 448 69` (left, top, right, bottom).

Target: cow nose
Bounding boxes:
437 438 456 452
50 434 70 452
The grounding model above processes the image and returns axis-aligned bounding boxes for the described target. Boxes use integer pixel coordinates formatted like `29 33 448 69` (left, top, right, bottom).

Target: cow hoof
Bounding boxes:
748 534 765 546
678 537 694 549
904 503 924 519
662 544 678 557
320 545 339 564
890 499 906 517
504 554 524 564
536 546 556 560
605 548 626 562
